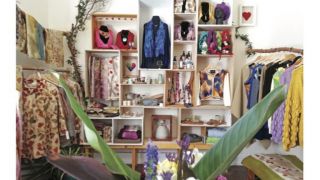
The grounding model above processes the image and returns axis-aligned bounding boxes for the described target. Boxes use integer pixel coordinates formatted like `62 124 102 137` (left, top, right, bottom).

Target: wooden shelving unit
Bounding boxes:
83 0 235 149
197 54 233 58
120 83 165 86
174 40 197 44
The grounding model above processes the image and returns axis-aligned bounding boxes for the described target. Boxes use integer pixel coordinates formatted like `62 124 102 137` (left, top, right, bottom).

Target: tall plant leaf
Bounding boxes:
192 86 286 180
55 73 140 180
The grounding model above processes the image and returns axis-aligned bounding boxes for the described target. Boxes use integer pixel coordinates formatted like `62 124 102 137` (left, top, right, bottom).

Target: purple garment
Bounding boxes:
271 65 295 143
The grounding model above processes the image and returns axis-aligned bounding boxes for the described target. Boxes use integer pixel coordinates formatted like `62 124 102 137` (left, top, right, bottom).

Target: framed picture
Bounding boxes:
239 4 257 26
123 56 139 78
151 115 172 141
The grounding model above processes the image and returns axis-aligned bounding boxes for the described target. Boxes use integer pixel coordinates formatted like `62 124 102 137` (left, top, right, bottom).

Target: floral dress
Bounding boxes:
22 77 67 159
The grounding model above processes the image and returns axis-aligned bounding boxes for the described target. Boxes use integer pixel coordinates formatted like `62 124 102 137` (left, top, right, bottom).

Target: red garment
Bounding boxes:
115 30 135 49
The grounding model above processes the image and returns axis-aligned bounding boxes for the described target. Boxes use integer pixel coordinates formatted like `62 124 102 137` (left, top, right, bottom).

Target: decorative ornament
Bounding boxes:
235 27 255 57
126 62 136 72
242 12 251 21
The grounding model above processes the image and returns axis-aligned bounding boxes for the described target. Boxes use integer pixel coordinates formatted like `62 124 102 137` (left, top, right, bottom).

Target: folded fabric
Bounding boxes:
206 137 220 144
207 128 227 138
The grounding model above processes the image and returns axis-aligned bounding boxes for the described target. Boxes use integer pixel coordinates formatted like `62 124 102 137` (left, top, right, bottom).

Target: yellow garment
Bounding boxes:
282 65 303 151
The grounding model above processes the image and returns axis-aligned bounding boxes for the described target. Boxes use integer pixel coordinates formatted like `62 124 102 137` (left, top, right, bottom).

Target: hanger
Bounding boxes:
202 63 216 74
290 56 302 66
40 70 60 87
294 57 303 67
255 54 269 64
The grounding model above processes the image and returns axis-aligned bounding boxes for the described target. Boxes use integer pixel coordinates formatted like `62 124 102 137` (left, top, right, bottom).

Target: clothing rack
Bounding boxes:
246 47 304 55
22 67 71 73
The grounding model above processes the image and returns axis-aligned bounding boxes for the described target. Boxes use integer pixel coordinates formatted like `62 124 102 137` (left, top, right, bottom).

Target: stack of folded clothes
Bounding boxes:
206 127 228 144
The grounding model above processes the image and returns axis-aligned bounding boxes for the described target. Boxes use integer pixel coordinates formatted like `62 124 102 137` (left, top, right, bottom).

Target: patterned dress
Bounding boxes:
22 77 67 159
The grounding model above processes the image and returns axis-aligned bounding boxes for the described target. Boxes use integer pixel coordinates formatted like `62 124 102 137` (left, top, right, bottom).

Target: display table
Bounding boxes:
82 138 214 169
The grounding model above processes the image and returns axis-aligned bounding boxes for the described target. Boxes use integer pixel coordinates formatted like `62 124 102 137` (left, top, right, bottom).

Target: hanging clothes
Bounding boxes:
268 67 285 134
244 64 263 109
89 55 120 100
271 65 295 144
16 91 22 180
282 65 303 151
141 17 171 69
16 6 27 54
256 61 290 140
45 29 64 67
22 76 67 159
26 15 46 60
261 62 283 97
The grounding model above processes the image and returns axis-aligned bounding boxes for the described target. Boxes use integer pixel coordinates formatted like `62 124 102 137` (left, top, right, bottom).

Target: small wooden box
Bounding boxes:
151 115 172 141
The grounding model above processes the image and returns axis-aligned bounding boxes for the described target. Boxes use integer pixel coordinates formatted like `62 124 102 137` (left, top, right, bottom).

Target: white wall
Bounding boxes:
17 0 48 27
233 0 303 49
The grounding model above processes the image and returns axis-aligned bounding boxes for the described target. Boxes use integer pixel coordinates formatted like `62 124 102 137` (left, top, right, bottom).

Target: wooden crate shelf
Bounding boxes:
83 0 235 152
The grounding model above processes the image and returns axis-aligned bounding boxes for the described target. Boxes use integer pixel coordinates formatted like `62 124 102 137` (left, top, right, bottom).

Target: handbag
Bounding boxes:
118 125 141 140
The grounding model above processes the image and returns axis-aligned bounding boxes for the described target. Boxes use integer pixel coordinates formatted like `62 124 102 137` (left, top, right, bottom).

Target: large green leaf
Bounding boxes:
55 73 140 180
47 155 123 180
192 85 286 180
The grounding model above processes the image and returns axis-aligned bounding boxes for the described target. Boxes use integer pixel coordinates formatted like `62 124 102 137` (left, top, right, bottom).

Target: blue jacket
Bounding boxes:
141 19 170 68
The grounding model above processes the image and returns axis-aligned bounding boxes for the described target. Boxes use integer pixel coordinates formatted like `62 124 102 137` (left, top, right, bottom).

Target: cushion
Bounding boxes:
242 154 303 180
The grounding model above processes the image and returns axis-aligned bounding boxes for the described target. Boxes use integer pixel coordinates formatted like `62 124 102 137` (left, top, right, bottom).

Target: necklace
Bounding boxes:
201 9 210 22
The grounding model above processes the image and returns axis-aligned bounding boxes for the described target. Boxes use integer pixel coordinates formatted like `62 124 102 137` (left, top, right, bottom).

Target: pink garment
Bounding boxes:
107 57 120 99
95 28 117 49
101 58 109 99
90 56 119 100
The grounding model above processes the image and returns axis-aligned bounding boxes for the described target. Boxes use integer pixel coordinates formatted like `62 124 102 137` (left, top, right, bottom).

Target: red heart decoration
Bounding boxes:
242 12 251 21
126 62 136 72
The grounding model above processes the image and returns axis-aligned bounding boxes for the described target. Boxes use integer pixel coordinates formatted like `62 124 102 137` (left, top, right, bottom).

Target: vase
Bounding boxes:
155 120 169 140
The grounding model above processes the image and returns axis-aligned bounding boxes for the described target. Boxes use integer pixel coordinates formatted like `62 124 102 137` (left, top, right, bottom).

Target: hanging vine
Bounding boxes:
65 0 109 103
235 27 255 57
